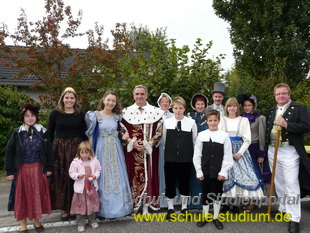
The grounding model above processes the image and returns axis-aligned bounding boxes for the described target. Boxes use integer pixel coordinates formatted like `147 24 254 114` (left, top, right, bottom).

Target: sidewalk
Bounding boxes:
0 181 134 232
0 181 79 232
1 179 310 233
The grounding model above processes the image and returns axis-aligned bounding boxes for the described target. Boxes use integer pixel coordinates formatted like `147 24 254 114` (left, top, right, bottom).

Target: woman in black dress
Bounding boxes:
48 87 87 220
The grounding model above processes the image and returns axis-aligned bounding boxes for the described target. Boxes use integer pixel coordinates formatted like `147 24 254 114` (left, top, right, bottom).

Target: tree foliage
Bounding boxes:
0 0 84 107
213 0 310 88
96 25 225 110
0 0 224 113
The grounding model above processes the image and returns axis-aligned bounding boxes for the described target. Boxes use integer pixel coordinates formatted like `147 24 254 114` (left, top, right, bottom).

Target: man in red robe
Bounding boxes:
122 85 164 214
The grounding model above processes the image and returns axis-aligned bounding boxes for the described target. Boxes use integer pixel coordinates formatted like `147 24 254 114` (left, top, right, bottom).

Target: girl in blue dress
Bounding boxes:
85 91 133 218
219 97 264 213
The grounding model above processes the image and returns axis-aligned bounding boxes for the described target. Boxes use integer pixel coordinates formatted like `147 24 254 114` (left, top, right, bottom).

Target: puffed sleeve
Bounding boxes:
218 134 233 178
5 130 18 176
238 117 251 155
257 115 266 151
218 116 225 132
162 120 167 149
192 121 198 145
80 110 88 141
69 160 80 181
93 158 102 179
85 111 97 138
193 133 203 178
47 109 57 143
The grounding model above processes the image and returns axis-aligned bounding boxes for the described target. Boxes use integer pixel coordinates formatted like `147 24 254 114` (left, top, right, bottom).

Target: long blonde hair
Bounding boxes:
56 87 81 114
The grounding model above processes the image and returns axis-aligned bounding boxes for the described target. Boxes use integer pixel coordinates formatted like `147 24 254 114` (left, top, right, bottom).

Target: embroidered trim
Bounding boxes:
101 131 120 195
94 111 121 194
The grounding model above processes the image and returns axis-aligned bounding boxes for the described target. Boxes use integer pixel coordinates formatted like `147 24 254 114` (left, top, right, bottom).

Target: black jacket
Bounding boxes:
5 124 54 176
265 100 310 197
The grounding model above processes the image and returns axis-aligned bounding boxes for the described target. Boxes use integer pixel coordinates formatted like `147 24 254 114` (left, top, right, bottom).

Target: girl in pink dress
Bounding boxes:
69 141 102 232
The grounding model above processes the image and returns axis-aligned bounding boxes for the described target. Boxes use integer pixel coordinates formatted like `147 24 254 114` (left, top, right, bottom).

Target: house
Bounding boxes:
0 46 149 102
0 47 84 101
0 58 43 101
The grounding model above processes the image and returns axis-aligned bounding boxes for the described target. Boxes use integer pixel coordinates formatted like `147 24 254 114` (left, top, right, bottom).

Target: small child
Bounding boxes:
193 110 233 230
162 96 197 220
69 141 102 232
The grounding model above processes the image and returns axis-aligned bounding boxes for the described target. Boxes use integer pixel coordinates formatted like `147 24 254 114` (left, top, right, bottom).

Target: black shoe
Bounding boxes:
97 216 106 221
166 209 175 221
289 221 299 233
179 208 189 220
232 206 239 213
221 205 230 213
213 219 224 230
180 208 189 214
33 224 45 232
60 212 69 221
196 220 208 228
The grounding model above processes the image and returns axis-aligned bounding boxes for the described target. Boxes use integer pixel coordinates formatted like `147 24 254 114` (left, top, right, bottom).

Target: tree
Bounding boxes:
0 0 83 108
213 0 310 88
108 25 224 110
68 23 134 110
223 67 276 113
0 1 225 112
0 1 135 110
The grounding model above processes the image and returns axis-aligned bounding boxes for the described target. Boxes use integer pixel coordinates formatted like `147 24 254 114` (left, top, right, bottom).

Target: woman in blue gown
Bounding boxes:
85 91 132 218
187 93 209 209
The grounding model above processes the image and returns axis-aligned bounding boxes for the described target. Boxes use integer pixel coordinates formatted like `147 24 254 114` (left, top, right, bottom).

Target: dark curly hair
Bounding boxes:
19 104 40 122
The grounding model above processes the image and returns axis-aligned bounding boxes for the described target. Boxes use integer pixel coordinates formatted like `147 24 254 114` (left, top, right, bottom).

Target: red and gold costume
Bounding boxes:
122 102 163 210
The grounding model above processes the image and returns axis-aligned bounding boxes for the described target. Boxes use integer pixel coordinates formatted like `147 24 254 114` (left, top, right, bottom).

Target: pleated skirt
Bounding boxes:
50 137 83 212
14 161 51 221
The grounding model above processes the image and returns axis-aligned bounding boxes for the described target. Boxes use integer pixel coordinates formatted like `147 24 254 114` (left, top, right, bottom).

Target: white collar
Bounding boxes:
19 124 46 133
122 102 164 124
213 104 223 108
277 99 291 110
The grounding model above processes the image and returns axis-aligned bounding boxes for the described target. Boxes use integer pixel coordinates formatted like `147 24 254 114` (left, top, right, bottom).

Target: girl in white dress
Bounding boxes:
219 97 264 212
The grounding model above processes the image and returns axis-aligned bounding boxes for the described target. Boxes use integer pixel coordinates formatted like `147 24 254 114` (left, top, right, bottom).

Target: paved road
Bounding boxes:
1 181 310 233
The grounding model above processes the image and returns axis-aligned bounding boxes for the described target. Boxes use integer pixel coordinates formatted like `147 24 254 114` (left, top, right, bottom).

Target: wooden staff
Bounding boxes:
267 124 282 221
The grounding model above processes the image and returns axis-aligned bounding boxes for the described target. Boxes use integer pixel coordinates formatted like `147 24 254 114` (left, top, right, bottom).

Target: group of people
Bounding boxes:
4 82 310 233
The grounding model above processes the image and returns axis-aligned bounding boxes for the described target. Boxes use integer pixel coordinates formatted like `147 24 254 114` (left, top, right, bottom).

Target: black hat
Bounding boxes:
237 93 257 107
211 82 226 96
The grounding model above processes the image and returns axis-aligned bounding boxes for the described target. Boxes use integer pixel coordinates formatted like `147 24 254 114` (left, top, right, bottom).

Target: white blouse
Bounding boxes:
219 116 251 155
